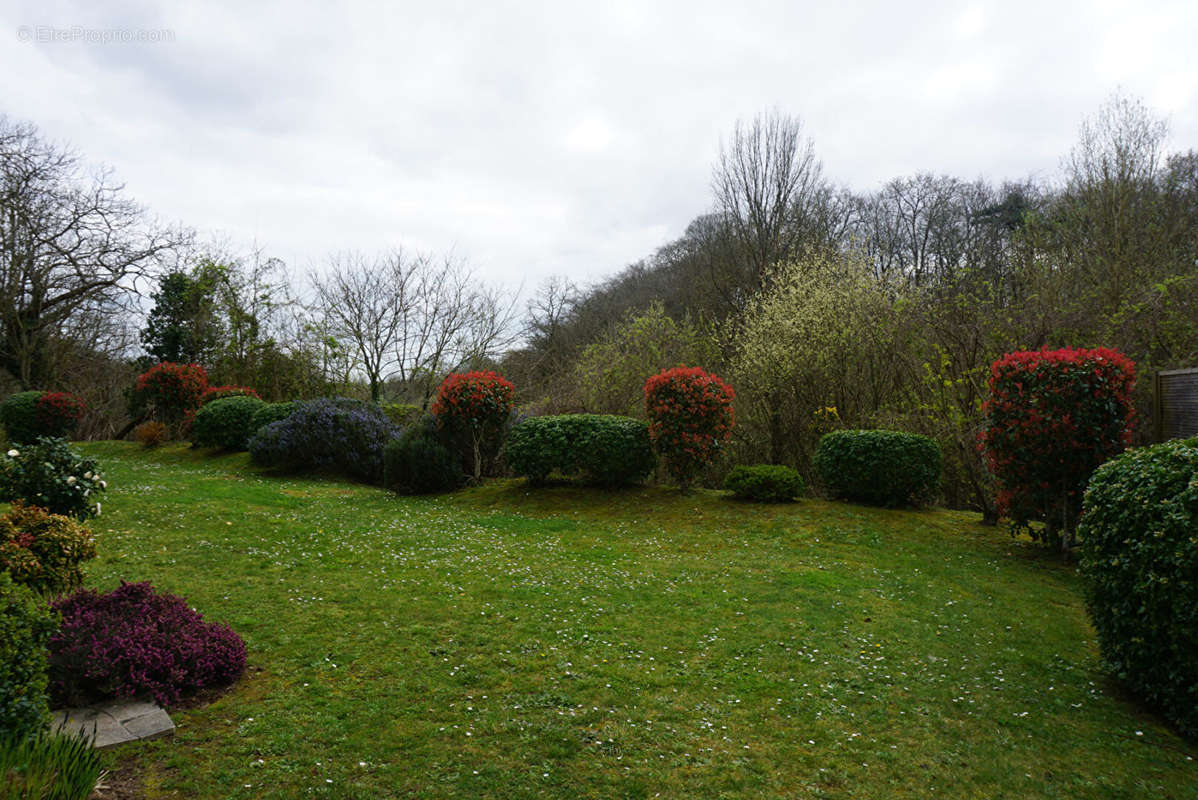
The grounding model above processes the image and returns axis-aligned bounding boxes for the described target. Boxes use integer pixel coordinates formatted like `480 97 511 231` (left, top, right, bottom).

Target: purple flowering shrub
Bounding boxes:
247 398 399 484
47 582 247 708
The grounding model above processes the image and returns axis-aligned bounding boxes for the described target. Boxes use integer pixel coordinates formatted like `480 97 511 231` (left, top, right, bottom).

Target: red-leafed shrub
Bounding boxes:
643 366 735 489
198 385 261 406
33 392 86 439
981 347 1136 547
432 371 515 480
134 362 208 423
48 581 247 708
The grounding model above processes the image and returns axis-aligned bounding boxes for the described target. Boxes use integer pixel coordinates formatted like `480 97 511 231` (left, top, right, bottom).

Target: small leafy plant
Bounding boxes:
132 420 168 448
0 726 105 800
814 430 941 507
48 581 247 708
0 438 106 520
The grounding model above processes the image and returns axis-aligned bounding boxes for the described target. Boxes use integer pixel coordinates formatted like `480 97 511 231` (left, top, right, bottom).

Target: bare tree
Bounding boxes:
711 110 827 307
0 116 188 387
311 250 518 405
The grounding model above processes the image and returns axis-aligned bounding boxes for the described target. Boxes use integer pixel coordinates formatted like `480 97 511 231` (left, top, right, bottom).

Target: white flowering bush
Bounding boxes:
0 438 106 520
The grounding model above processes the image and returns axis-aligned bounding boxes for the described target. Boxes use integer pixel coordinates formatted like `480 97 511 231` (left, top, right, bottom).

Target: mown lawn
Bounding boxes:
75 442 1194 799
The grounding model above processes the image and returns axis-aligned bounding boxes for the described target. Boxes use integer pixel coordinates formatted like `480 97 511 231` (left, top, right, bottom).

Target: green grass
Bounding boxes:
74 443 1195 799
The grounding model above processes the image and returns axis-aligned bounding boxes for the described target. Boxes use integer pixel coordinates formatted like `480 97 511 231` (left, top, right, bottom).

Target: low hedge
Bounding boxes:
724 464 804 502
813 429 941 507
505 414 655 486
1078 437 1198 737
191 396 267 450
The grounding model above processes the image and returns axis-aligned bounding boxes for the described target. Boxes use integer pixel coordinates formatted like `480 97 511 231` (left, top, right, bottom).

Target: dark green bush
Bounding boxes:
250 401 296 435
504 414 655 486
724 464 804 502
0 572 57 739
383 416 464 495
0 727 104 800
1078 437 1198 737
0 391 44 445
813 430 941 507
191 396 266 450
191 396 267 450
0 438 106 520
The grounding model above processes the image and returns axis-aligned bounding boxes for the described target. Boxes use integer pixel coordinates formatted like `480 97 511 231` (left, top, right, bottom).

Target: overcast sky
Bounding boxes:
3 0 1196 294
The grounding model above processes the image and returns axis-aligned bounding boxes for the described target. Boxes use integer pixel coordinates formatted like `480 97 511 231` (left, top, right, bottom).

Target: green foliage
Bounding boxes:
0 572 56 739
0 392 44 445
191 396 267 451
250 402 296 435
814 430 941 507
504 415 656 487
723 464 804 502
383 417 464 495
1078 438 1198 737
0 504 96 596
573 303 718 417
141 266 225 365
0 727 104 800
0 439 106 520
382 403 423 428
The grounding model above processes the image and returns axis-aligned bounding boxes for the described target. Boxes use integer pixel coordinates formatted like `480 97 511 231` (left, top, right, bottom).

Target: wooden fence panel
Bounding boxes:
1155 368 1198 442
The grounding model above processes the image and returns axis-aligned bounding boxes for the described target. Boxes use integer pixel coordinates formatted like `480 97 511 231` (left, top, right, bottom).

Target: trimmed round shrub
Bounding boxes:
643 366 735 489
0 503 96 596
504 414 655 486
724 464 804 502
248 398 398 484
133 362 208 423
432 371 515 480
0 391 45 445
1078 437 1198 737
982 347 1136 545
48 581 247 708
0 572 57 738
191 396 267 450
198 385 261 406
250 401 296 434
383 416 464 495
814 430 941 507
0 438 106 520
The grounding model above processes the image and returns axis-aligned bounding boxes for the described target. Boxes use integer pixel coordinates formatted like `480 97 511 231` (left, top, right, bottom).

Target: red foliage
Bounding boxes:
432 371 515 429
199 385 261 406
34 392 86 438
643 366 736 488
135 362 209 422
980 347 1136 541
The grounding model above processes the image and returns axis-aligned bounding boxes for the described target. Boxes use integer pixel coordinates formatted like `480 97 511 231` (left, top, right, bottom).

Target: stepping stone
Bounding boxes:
52 699 175 749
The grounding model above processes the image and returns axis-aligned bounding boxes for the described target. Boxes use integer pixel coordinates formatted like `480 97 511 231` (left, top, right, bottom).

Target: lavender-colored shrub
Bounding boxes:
48 582 247 708
247 398 398 484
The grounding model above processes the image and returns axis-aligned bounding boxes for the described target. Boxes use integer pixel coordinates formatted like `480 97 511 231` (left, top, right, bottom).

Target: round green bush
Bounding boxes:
0 572 57 738
1078 437 1198 737
813 430 941 507
383 416 464 495
250 401 296 435
504 415 656 486
191 396 267 450
0 391 44 445
724 464 804 502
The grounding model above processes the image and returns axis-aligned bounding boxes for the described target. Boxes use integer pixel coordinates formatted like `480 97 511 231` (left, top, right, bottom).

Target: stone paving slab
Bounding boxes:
52 699 175 749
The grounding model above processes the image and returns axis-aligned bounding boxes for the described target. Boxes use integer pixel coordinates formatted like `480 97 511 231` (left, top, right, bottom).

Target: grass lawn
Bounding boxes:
74 442 1195 799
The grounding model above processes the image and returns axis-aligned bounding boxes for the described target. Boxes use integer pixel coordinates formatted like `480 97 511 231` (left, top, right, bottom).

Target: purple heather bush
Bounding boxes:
47 581 247 708
247 397 398 484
